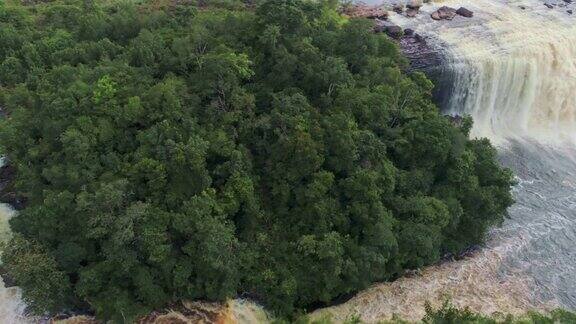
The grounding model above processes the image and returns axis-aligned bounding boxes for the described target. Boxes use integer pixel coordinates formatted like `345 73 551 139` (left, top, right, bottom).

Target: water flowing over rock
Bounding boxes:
313 0 576 320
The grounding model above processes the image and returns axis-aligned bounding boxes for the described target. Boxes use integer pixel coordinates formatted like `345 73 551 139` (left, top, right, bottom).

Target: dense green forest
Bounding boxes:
0 0 513 321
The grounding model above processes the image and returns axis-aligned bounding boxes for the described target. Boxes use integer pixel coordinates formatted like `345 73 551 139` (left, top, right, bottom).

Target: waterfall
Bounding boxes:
312 0 576 321
438 0 576 144
405 0 576 312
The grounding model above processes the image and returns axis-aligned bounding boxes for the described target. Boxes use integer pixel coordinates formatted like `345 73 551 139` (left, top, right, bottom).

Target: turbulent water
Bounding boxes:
312 0 576 321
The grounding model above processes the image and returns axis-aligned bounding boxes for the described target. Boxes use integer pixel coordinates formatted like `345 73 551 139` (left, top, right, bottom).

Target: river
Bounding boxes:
312 0 576 321
2 0 576 322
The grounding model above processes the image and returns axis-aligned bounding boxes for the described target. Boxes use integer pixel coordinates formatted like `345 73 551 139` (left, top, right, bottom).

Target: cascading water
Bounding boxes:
2 1 576 323
313 0 576 321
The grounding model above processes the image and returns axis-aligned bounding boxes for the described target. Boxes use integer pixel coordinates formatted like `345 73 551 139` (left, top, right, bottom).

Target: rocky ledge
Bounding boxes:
431 6 474 20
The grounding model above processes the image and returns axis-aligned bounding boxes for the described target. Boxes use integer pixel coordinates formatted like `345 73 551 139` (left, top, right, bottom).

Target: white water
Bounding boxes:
386 0 576 144
313 0 576 321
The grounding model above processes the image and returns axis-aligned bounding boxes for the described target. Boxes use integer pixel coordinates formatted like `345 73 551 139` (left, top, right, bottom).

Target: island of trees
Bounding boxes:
0 0 513 321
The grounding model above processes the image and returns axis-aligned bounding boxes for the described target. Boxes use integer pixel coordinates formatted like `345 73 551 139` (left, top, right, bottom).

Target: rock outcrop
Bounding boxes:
374 20 403 39
456 7 474 17
406 8 419 17
431 6 457 20
406 0 422 10
342 4 388 19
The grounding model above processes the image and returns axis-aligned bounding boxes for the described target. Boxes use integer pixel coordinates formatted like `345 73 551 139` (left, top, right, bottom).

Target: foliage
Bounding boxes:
0 0 514 321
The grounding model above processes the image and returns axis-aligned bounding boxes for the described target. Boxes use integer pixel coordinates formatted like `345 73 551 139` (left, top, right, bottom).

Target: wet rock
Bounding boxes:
456 7 474 17
397 31 443 72
568 9 573 14
564 0 572 3
544 3 554 8
519 5 526 9
431 6 457 20
406 8 419 17
414 33 425 43
373 20 387 33
342 4 389 19
393 3 404 13
374 20 404 39
406 0 422 10
447 115 464 127
386 25 404 39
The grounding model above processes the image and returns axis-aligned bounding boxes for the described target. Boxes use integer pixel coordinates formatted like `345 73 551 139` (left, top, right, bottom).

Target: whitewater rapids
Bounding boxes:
312 0 576 322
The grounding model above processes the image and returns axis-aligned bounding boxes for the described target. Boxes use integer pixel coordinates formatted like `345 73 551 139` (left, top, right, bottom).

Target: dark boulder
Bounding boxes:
544 3 554 8
406 0 422 10
431 6 457 20
404 28 415 36
385 25 404 39
406 8 419 17
342 4 389 19
414 33 425 43
393 4 404 13
374 21 404 39
456 7 473 17
568 9 573 14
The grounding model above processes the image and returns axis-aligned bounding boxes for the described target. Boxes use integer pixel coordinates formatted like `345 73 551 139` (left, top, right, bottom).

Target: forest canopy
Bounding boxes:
0 0 514 321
